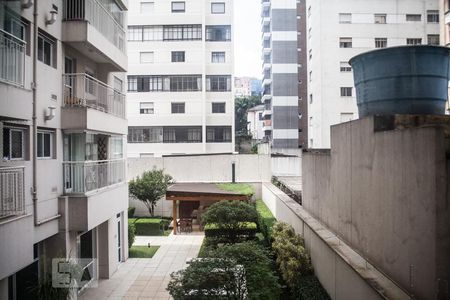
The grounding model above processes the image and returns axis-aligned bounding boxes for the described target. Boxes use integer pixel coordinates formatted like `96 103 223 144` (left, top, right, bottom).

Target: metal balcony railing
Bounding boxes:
63 0 125 52
63 73 126 118
63 159 125 194
0 167 25 218
0 29 25 87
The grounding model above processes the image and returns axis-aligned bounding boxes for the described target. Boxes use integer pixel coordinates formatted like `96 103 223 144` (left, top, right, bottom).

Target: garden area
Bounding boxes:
167 199 330 300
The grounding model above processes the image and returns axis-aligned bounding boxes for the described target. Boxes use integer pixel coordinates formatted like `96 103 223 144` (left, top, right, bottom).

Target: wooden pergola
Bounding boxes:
166 183 250 234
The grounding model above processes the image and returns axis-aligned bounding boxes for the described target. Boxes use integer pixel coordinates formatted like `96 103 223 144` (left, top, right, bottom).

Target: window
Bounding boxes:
428 34 440 45
339 37 352 48
339 13 351 23
211 2 225 14
206 75 231 92
258 113 263 121
163 127 202 143
127 75 202 92
128 26 143 41
212 51 225 63
140 2 154 14
37 131 53 158
427 10 439 23
163 25 202 41
207 126 232 143
171 51 185 62
3 127 25 160
171 2 185 13
140 102 154 114
212 102 226 113
128 76 138 92
407 38 422 45
340 87 353 97
340 62 352 72
144 26 164 41
374 14 387 24
37 31 56 67
171 102 185 114
114 77 123 92
128 127 163 143
406 14 421 21
206 25 231 41
375 38 387 48
140 52 154 63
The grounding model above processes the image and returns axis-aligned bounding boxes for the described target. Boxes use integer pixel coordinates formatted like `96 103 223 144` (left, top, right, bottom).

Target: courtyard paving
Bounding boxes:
79 233 204 300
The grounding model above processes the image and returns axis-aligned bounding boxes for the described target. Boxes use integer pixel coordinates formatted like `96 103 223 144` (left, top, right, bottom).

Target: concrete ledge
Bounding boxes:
262 182 410 300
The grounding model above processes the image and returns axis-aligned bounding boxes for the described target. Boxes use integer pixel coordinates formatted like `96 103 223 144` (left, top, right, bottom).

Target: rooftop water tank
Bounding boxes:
349 46 450 118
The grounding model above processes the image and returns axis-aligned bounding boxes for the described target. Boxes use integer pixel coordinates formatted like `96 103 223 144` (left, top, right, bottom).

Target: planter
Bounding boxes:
349 46 450 117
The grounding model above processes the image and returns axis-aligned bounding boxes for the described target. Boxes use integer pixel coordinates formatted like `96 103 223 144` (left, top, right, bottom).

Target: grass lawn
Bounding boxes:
216 183 254 197
129 246 160 258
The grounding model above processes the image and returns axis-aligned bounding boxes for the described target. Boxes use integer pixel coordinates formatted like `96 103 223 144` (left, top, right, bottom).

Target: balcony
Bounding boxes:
63 159 125 194
62 0 127 71
62 73 127 134
0 30 25 87
0 167 25 219
263 120 272 131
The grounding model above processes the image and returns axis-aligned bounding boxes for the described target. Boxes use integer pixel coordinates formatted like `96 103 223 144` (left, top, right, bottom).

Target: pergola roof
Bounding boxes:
166 183 249 202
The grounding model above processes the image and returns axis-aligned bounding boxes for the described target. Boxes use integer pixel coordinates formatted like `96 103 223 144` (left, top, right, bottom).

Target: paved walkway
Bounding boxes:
80 233 204 300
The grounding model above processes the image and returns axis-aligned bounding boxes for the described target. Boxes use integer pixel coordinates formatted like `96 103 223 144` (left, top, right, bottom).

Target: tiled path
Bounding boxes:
80 233 204 300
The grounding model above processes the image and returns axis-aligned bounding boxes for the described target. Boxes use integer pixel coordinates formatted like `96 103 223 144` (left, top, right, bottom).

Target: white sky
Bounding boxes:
234 0 262 79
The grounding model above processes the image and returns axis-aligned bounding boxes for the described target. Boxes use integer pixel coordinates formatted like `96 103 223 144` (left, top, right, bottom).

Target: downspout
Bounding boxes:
32 0 60 226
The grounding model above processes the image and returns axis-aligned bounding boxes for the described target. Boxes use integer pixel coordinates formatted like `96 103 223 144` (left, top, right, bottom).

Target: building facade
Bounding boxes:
247 104 264 141
127 0 235 158
261 0 308 150
306 0 440 148
0 0 129 298
235 76 262 98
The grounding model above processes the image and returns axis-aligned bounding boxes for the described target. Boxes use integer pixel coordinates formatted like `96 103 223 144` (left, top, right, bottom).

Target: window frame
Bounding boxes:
339 13 352 24
340 87 353 97
206 25 231 42
340 62 352 72
211 51 226 63
206 126 232 143
3 126 25 160
206 75 232 92
211 2 225 14
212 102 226 114
407 38 422 45
140 102 154 114
171 51 186 62
406 14 422 22
37 31 57 68
140 51 154 63
37 130 53 159
427 34 440 45
140 1 155 14
427 10 439 23
374 14 387 24
171 102 186 114
339 37 352 48
171 1 185 13
375 37 387 48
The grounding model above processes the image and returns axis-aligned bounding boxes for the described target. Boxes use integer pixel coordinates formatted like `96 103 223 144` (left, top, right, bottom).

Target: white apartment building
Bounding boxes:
306 0 440 148
247 104 264 140
0 0 129 298
127 0 235 158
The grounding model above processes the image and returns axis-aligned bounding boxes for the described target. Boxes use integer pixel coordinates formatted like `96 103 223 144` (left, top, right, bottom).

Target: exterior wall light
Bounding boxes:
46 10 58 25
45 106 56 121
22 0 33 9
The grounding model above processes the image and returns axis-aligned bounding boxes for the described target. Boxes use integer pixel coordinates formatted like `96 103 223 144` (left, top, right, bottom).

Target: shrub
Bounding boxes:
208 242 281 300
128 207 136 218
292 275 330 300
130 218 165 236
202 201 259 241
272 222 313 288
204 223 258 242
255 200 276 245
128 223 136 248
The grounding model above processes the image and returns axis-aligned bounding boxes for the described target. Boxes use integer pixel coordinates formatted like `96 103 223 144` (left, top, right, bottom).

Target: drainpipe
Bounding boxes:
31 0 60 226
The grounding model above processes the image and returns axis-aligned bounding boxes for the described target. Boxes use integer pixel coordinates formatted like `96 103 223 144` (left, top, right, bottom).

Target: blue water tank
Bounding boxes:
349 46 450 117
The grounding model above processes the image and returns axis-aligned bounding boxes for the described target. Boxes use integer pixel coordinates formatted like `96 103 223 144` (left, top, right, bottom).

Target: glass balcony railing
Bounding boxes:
63 0 125 52
63 159 125 194
63 73 126 118
0 29 25 87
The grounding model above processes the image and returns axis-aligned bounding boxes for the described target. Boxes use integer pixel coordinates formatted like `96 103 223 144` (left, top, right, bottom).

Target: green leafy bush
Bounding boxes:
128 207 136 218
255 200 277 245
129 218 165 236
272 222 313 288
128 222 136 248
207 242 281 300
292 275 330 300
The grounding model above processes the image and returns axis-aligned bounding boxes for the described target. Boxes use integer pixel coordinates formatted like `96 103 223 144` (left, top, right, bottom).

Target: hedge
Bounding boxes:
128 223 136 248
293 275 330 300
204 222 258 241
128 207 136 218
129 218 170 236
255 200 276 245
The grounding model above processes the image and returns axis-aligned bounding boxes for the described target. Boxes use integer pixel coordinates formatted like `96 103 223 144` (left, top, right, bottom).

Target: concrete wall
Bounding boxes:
262 182 409 300
302 116 450 299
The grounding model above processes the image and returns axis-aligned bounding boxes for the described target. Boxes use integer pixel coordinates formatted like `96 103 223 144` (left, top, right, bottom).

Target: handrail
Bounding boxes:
63 158 125 164
64 73 125 95
0 29 26 45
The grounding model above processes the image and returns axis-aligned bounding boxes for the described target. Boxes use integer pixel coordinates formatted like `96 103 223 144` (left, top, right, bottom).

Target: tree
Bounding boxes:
235 96 262 136
129 169 174 217
168 258 247 300
209 242 281 300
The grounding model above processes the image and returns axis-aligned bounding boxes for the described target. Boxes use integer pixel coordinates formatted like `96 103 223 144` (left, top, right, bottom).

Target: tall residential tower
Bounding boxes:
127 0 235 157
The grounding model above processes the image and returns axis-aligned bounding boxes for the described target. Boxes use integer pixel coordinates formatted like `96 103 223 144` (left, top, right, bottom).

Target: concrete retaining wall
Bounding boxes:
262 182 409 300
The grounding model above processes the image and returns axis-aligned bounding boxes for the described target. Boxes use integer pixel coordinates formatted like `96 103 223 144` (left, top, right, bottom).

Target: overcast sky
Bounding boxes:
234 0 261 79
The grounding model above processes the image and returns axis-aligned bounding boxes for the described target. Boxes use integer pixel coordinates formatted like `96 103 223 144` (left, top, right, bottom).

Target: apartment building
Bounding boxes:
127 0 234 158
261 0 308 149
235 76 262 98
247 104 264 141
0 0 128 298
306 0 440 148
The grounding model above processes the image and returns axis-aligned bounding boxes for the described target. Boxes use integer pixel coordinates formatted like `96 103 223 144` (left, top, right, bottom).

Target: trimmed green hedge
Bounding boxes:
204 222 258 241
256 200 277 245
129 217 170 236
